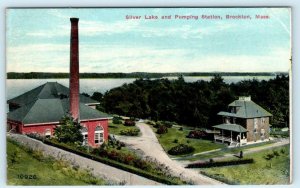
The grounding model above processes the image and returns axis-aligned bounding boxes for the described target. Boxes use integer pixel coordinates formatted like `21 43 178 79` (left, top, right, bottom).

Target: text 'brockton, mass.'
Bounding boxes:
125 14 270 20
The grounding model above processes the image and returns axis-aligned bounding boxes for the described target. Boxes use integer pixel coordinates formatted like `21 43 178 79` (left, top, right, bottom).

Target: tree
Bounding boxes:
91 92 103 102
54 115 83 143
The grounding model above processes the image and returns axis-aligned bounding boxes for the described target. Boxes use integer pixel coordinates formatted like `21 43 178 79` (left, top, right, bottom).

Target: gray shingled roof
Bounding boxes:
7 98 111 125
218 99 272 118
7 82 99 106
213 123 248 133
7 82 109 125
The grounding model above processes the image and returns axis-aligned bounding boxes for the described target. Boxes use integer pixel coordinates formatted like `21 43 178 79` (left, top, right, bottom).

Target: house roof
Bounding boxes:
7 82 109 125
7 98 111 125
7 82 99 106
218 99 272 118
212 123 248 133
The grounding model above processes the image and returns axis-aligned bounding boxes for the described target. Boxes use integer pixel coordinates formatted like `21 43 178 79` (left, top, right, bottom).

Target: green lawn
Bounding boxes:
200 145 290 184
153 126 225 155
7 139 107 185
179 141 276 161
108 121 140 136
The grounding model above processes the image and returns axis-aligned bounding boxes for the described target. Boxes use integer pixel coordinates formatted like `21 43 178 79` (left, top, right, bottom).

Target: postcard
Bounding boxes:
6 7 291 185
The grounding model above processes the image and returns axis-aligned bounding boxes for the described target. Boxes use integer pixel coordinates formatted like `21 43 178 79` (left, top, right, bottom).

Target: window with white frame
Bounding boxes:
45 129 51 138
94 125 104 144
81 127 88 144
261 117 266 124
254 118 258 133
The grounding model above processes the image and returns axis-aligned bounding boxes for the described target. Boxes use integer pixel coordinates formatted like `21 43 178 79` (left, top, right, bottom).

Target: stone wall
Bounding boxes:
7 133 161 185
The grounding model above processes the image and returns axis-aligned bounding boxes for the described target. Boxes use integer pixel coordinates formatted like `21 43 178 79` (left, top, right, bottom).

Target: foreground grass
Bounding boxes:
200 145 290 184
7 139 107 185
153 126 225 155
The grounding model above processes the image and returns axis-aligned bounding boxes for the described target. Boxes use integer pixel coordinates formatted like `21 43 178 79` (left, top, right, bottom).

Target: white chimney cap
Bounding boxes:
239 96 251 101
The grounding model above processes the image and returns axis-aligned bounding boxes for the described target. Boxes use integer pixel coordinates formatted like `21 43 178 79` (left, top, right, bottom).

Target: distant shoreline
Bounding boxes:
7 72 288 79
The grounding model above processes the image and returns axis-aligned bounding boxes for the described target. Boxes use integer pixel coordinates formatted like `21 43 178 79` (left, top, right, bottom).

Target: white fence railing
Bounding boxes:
214 135 247 144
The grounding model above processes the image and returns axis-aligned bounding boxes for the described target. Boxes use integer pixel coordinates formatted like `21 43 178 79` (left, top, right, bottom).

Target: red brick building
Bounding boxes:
7 18 110 148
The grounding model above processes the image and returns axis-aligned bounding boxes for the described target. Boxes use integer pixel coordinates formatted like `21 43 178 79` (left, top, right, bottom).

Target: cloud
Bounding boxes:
6 42 290 73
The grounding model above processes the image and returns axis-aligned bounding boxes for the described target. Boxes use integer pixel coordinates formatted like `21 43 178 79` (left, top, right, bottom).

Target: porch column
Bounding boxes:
239 132 242 146
230 131 232 143
222 130 224 143
214 128 216 142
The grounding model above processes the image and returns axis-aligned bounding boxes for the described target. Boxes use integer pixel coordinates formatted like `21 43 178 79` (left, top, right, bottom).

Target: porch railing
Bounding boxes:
214 135 247 144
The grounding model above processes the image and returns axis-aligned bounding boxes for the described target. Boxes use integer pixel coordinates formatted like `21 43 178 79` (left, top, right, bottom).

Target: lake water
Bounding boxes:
6 76 275 100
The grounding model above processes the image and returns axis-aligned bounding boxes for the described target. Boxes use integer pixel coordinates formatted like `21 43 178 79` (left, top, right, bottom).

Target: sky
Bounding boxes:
6 8 291 73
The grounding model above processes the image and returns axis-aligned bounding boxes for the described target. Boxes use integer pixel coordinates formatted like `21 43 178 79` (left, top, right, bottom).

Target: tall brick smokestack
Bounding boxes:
69 18 79 121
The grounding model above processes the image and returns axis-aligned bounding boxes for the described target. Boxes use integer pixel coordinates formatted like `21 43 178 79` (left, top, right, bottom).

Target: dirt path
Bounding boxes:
115 122 224 185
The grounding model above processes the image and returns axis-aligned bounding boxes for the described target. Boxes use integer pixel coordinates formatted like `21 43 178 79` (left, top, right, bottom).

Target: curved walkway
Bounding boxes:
115 123 223 185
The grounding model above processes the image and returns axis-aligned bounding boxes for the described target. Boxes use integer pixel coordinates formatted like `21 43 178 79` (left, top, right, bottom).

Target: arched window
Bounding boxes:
94 125 104 144
81 127 88 143
45 129 51 138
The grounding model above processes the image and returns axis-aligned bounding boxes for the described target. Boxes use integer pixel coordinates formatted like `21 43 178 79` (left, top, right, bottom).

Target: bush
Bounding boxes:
146 120 156 126
153 121 162 128
168 144 195 155
173 139 178 143
273 150 280 157
155 121 173 128
124 119 136 126
157 125 168 134
120 128 140 136
186 158 254 168
54 115 83 143
41 139 182 185
112 116 122 124
163 121 173 128
186 130 207 139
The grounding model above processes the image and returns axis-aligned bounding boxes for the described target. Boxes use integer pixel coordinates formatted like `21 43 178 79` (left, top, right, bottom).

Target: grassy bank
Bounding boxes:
200 145 290 184
7 139 107 185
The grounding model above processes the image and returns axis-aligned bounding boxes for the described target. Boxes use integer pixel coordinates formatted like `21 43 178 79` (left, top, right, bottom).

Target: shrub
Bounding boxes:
273 150 280 157
112 116 122 124
168 144 195 155
163 121 173 128
146 120 156 126
154 121 163 128
54 115 83 143
173 139 178 143
186 158 254 168
186 130 207 139
120 128 140 136
124 119 136 126
157 125 168 134
41 139 183 185
264 153 275 160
